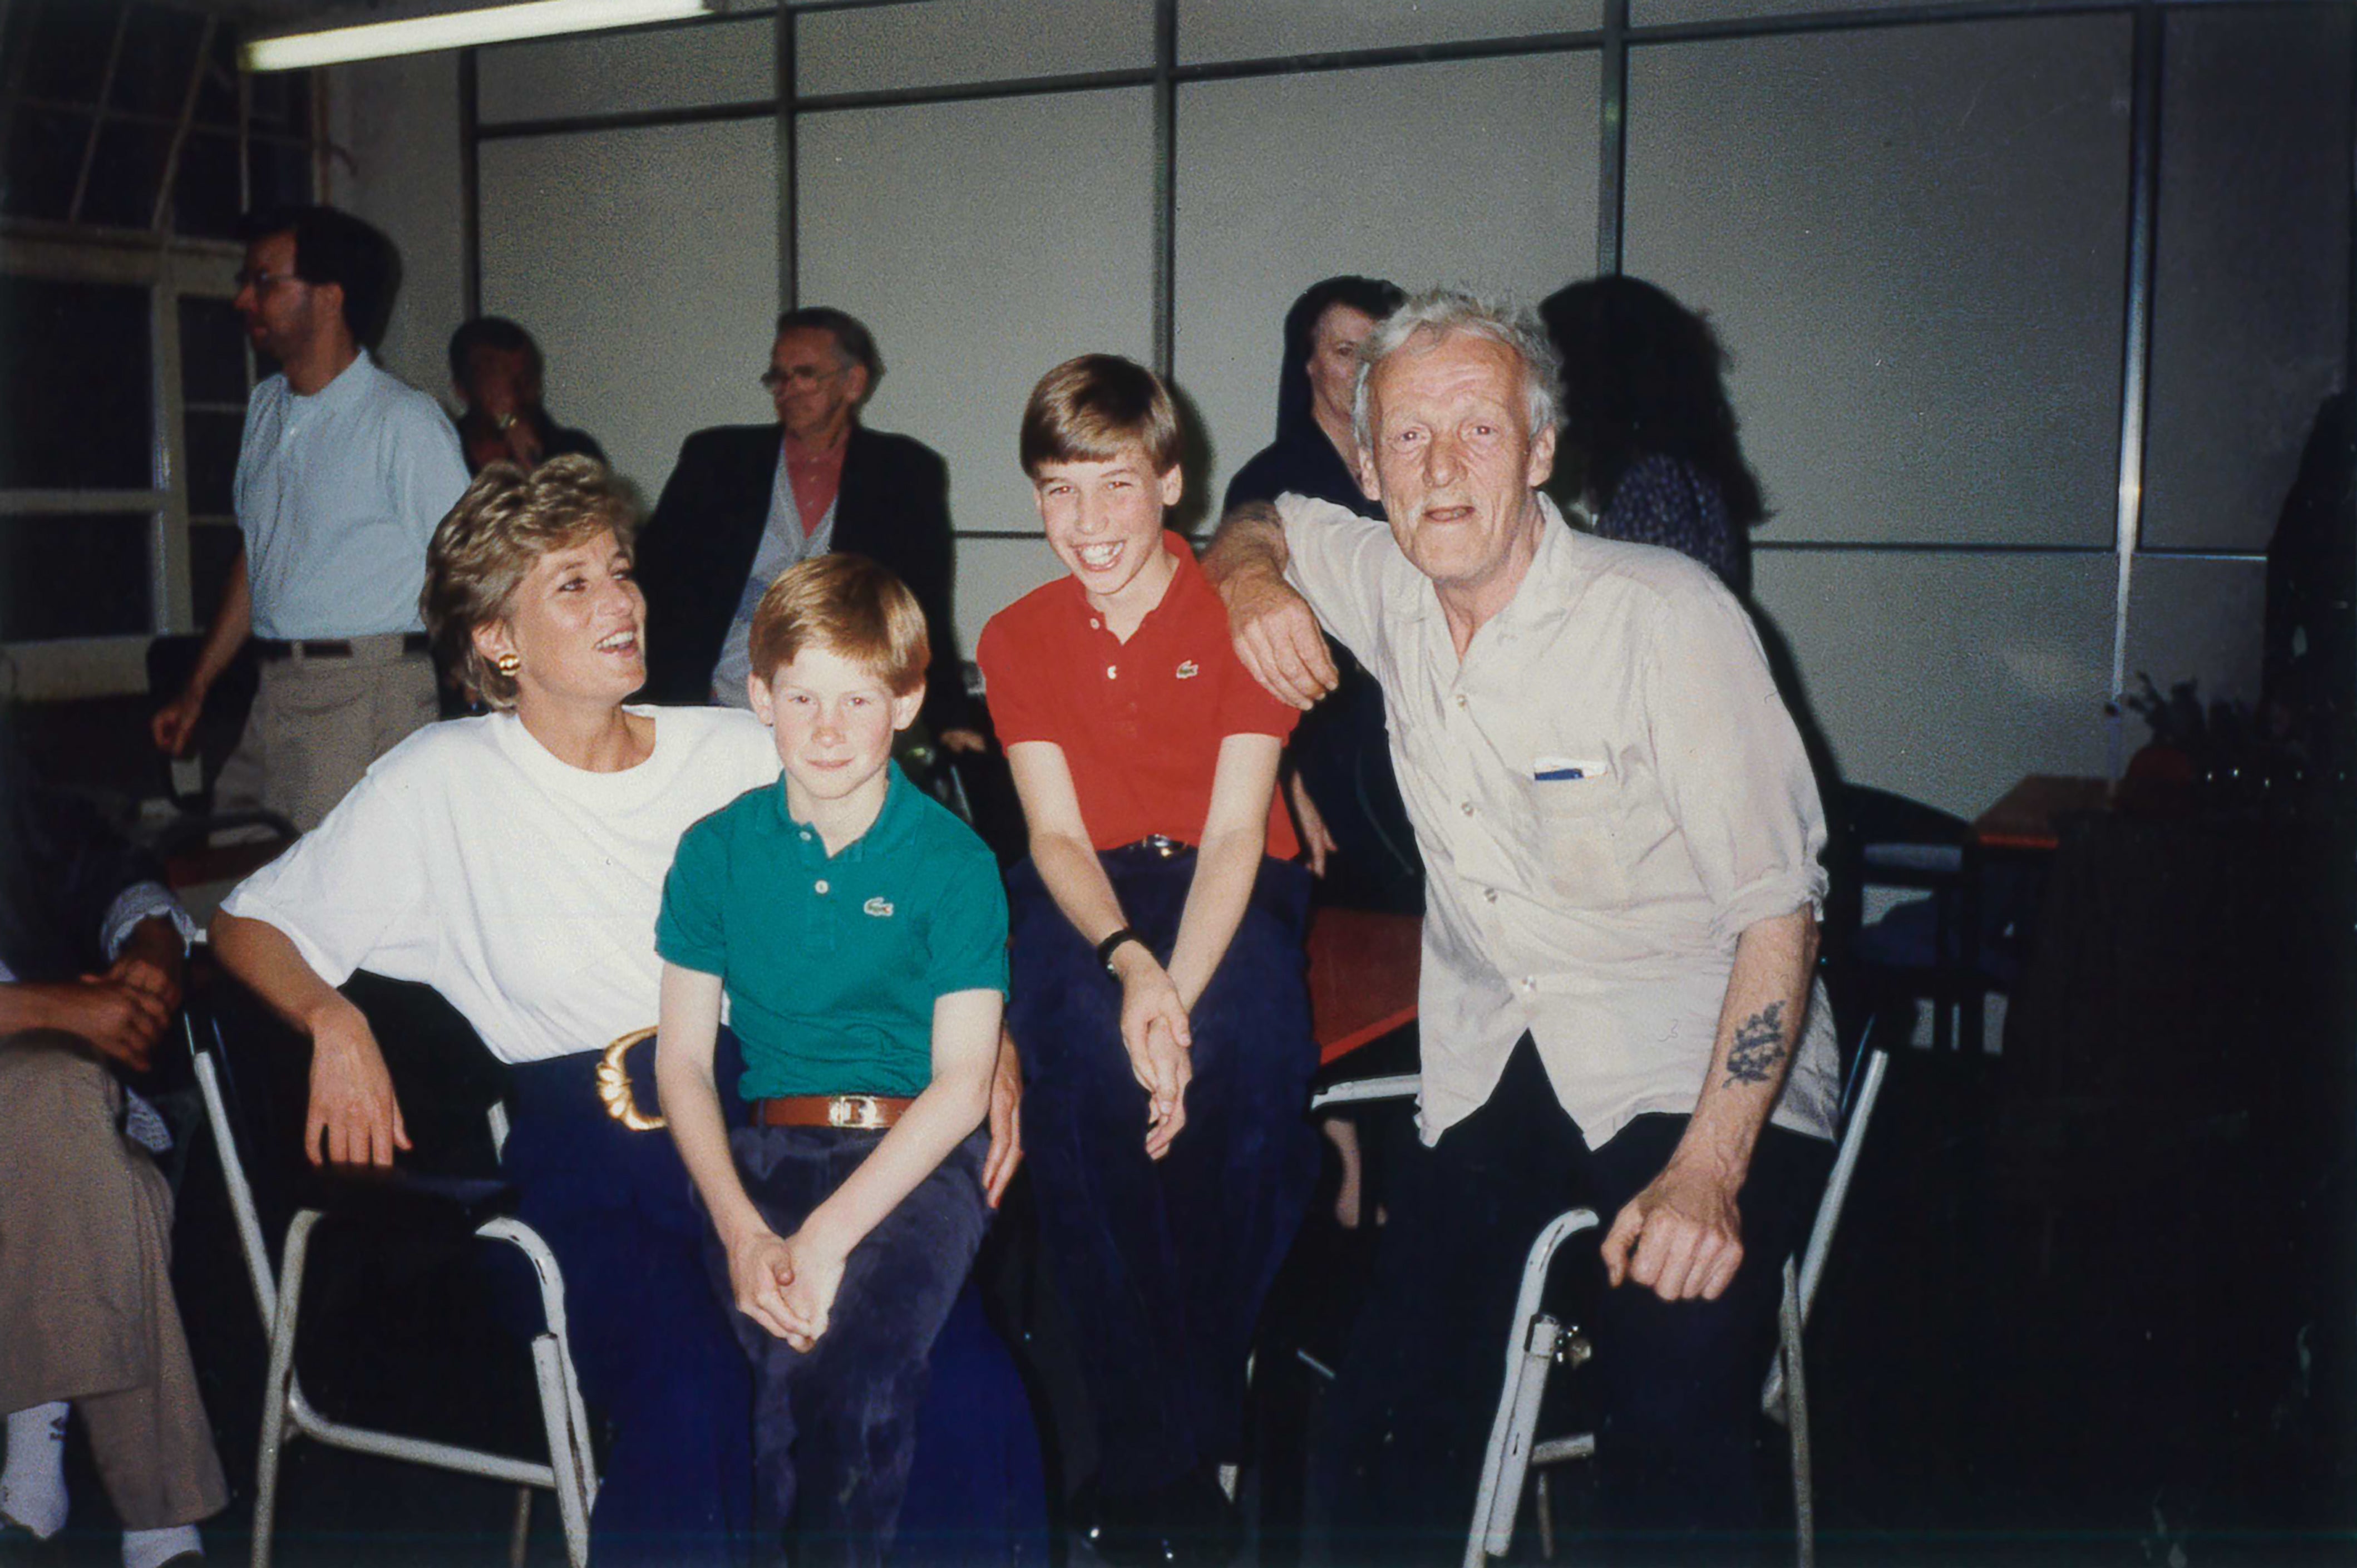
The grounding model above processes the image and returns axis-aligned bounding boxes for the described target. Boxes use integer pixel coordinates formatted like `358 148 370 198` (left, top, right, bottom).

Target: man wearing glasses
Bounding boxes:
150 204 469 831
635 308 981 751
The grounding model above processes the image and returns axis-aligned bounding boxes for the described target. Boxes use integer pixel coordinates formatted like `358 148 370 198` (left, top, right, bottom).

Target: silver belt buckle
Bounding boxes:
1146 834 1181 859
827 1094 884 1130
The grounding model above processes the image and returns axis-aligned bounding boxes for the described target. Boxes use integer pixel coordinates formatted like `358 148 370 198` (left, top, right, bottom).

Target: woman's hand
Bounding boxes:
777 1229 850 1350
1112 947 1192 1157
723 1223 807 1345
303 996 411 1167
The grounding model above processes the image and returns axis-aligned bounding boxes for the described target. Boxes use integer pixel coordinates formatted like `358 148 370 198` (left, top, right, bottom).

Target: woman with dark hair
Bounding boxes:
1224 275 1421 915
1540 274 1767 594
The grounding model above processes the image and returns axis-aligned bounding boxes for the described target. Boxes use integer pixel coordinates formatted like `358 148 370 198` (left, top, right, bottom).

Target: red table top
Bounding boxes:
1304 907 1421 1063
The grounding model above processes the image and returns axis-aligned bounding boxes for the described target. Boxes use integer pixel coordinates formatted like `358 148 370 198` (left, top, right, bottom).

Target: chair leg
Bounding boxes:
1465 1209 1600 1568
1535 1471 1555 1561
1781 1258 1813 1568
509 1487 533 1568
252 1210 321 1568
532 1335 593 1568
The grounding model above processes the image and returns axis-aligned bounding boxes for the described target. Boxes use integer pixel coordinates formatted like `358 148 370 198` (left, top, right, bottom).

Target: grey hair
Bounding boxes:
1350 288 1562 452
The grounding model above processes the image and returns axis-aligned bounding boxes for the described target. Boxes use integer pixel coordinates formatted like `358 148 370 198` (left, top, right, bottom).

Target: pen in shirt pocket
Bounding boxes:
1533 755 1609 782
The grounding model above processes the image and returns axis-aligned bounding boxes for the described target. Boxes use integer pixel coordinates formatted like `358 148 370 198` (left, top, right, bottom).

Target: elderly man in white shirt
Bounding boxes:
1206 290 1838 1560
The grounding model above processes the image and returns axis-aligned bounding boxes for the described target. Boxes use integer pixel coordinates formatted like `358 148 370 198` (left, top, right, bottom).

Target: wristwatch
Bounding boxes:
1096 927 1145 975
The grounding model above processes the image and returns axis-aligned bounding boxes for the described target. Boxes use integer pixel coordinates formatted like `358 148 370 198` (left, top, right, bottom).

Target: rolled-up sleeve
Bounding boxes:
1275 493 1398 668
218 766 437 987
1640 580 1829 944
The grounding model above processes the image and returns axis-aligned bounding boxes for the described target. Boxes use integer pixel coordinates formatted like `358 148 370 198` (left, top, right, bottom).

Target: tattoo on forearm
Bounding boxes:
1723 1001 1787 1087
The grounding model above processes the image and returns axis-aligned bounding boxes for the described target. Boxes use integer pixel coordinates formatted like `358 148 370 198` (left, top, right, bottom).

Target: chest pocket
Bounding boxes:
1527 757 1631 910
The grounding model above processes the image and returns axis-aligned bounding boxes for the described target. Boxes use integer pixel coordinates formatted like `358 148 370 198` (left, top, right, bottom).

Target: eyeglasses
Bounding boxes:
759 364 844 392
234 268 304 295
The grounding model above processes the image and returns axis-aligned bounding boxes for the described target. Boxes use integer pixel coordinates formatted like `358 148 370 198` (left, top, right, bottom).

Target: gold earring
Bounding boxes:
495 652 521 677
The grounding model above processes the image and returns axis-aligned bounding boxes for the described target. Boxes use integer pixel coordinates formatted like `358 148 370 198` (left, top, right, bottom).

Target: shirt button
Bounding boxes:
1522 976 1537 992
1106 664 1118 679
1089 618 1101 630
814 879 829 895
1460 801 1475 817
1483 887 1499 904
1454 693 1468 709
800 830 811 841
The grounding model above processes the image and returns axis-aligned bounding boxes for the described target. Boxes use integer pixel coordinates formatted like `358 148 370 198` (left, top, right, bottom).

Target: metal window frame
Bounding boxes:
448 0 2348 760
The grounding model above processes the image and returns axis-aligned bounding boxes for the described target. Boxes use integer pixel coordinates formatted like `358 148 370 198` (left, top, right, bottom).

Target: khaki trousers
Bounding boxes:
215 640 437 832
0 1042 228 1530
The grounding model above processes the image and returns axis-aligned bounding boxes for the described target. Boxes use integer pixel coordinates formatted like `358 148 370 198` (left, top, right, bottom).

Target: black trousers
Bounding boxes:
1007 847 1321 1498
1309 1034 1831 1563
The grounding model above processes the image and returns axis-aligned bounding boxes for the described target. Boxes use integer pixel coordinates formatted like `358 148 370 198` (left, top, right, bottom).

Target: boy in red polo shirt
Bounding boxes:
977 355 1319 1564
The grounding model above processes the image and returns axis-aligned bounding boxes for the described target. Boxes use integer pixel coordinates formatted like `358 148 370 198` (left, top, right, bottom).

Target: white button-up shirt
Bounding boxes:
1280 492 1839 1147
234 349 469 640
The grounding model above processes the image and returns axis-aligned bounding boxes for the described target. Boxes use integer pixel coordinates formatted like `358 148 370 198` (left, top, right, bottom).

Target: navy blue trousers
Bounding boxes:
710 1125 993 1568
1007 849 1320 1498
1309 1034 1832 1563
501 1053 755 1565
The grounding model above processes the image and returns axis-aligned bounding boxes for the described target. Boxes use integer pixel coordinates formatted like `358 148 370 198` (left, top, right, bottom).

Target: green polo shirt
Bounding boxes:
655 762 1009 1099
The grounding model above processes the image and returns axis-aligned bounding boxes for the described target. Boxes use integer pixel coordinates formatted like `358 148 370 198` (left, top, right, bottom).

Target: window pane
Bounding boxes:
19 0 121 107
2 105 94 221
247 67 308 136
189 520 241 625
179 296 248 406
0 514 151 642
170 129 240 239
247 136 311 216
0 276 152 489
80 119 171 230
111 3 205 121
193 27 238 129
185 410 241 516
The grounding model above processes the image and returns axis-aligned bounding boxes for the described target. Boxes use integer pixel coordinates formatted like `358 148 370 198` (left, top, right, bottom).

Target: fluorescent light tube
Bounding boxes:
243 0 715 72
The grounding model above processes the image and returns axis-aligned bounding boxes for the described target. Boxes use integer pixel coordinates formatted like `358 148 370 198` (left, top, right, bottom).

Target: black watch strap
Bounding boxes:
1096 928 1145 975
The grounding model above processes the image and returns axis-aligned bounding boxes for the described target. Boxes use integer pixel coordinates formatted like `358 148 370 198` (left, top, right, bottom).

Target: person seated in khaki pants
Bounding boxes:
0 724 225 1567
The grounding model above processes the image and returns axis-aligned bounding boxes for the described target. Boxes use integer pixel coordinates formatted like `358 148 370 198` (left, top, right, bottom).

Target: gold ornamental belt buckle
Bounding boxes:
595 1026 665 1131
827 1094 886 1131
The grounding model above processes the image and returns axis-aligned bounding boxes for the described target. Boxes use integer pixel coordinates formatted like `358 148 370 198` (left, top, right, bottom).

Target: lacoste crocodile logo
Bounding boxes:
1176 660 1200 679
864 897 894 918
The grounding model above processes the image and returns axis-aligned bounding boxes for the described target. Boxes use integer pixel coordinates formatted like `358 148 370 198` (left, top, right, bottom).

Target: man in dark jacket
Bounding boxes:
634 308 980 750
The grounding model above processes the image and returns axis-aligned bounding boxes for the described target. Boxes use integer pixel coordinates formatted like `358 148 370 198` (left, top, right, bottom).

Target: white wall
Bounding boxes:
320 1 2345 820
325 51 466 401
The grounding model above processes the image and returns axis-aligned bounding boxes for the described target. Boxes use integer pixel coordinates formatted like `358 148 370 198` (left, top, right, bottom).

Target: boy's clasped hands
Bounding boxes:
722 1214 849 1353
1108 941 1194 1158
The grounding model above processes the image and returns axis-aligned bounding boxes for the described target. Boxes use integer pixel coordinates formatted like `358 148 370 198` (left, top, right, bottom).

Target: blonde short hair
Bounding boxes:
1019 354 1182 478
422 456 638 709
747 554 929 698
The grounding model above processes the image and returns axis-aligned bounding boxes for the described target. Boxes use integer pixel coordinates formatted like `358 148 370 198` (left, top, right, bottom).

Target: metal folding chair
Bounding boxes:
185 1011 599 1567
1470 1025 1895 1568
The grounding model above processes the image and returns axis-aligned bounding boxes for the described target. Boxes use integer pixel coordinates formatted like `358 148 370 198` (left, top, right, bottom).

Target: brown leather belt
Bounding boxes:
755 1094 912 1131
255 633 431 661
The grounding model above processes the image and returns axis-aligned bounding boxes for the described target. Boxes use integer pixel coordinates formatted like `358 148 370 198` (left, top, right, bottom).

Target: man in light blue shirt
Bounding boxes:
151 205 468 831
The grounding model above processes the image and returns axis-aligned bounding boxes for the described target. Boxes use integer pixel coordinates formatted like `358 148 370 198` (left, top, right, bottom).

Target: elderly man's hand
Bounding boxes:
1599 1155 1747 1303
1223 568 1336 711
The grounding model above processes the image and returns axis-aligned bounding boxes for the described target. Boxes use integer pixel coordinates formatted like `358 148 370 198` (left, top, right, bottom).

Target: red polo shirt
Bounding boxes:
978 532 1300 859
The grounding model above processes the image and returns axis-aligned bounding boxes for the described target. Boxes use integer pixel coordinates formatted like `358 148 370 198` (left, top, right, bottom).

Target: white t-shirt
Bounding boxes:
220 707 780 1064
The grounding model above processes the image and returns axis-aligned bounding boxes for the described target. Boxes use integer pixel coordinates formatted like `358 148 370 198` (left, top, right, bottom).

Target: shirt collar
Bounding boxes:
1403 492 1582 639
1055 530 1200 627
288 347 375 417
762 757 920 861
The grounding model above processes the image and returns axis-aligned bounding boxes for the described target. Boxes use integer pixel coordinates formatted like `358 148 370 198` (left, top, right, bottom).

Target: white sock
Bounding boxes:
122 1522 203 1568
1 1401 69 1539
